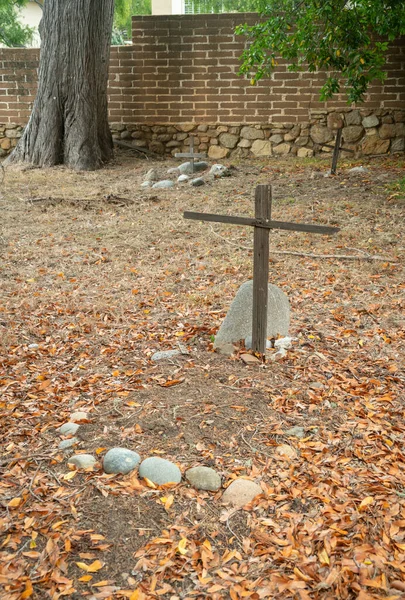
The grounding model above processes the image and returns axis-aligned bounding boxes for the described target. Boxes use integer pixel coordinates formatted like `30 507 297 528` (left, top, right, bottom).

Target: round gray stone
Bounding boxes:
59 422 80 436
222 479 262 508
68 454 96 469
178 174 189 182
151 349 181 362
139 457 181 485
59 437 79 450
190 177 205 187
185 466 221 491
103 448 141 474
152 180 175 189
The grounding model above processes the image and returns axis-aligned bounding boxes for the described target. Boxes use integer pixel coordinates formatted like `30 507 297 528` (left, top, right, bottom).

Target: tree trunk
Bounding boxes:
6 0 115 171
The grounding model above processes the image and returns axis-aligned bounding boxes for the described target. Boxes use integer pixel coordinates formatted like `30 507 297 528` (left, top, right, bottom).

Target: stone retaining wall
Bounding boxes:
2 107 404 159
111 108 405 159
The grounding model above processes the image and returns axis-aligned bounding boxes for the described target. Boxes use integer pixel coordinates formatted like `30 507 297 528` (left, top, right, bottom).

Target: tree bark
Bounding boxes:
6 0 115 171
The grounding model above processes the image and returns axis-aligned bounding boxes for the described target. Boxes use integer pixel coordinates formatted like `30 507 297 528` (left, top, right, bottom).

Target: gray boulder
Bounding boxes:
59 422 80 436
222 479 262 508
139 457 181 485
152 180 175 189
68 454 96 469
190 177 205 187
185 466 221 491
103 448 141 474
151 349 181 362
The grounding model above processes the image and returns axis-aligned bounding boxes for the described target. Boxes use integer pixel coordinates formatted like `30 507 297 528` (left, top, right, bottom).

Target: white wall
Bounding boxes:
151 0 185 14
18 1 43 47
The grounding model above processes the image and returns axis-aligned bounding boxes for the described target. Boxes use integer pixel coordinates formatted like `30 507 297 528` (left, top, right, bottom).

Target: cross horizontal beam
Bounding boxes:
184 211 340 235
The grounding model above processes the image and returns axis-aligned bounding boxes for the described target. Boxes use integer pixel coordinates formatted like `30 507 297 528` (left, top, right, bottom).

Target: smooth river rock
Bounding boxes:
103 448 141 474
222 479 262 508
68 454 97 469
185 466 221 491
59 422 80 436
139 457 181 485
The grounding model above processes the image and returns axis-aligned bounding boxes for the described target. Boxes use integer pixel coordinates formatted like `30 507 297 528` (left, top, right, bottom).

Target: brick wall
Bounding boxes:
0 13 404 158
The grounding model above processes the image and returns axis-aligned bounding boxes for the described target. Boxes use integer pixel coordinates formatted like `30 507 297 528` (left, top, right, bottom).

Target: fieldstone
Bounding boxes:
297 147 314 158
394 123 405 136
296 134 310 147
141 181 152 188
237 138 252 148
166 140 181 148
144 168 158 182
197 124 208 132
190 177 205 187
362 115 379 128
70 411 88 422
284 124 301 141
310 125 333 145
178 123 196 133
152 180 175 189
5 129 21 139
1 138 11 150
103 448 141 474
177 161 208 175
193 161 209 172
394 111 405 123
240 353 261 365
362 136 390 155
240 126 264 140
273 143 291 155
178 174 189 182
276 444 297 459
391 138 405 152
219 133 238 149
209 164 230 178
251 140 272 156
327 113 344 130
222 479 262 508
348 166 369 174
215 342 236 356
185 466 221 491
28 343 39 349
139 457 181 485
213 281 290 349
269 134 283 144
167 167 179 174
284 426 305 438
151 349 181 362
68 454 97 469
345 110 362 126
342 125 364 143
379 124 396 139
59 438 79 450
208 146 229 159
274 336 294 350
59 422 80 436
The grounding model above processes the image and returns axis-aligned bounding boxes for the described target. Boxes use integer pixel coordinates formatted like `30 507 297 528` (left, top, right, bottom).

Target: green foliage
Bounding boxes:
114 0 151 39
0 0 34 47
237 0 405 103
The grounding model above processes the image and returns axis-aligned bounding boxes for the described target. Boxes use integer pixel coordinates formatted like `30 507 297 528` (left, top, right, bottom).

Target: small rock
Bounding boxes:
152 180 175 189
190 177 205 187
70 411 88 422
309 382 325 390
59 438 79 450
59 422 80 436
141 181 152 188
167 167 179 174
28 343 39 349
177 161 208 175
348 166 369 175
274 337 294 350
269 349 288 362
177 174 189 182
68 454 97 469
185 466 221 491
222 479 262 508
139 457 181 485
209 164 230 178
276 444 297 459
284 426 305 439
193 161 209 172
103 448 141 475
151 349 181 362
144 168 158 182
240 353 261 365
244 336 271 350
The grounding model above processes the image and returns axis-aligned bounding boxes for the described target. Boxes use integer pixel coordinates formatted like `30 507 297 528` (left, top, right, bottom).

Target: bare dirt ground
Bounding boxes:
1 151 405 600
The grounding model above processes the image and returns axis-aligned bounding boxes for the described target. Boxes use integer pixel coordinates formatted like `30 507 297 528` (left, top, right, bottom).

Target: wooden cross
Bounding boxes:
322 127 355 175
184 184 340 354
175 136 207 173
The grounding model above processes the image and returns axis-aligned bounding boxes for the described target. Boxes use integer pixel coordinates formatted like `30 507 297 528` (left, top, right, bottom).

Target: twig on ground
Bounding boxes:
29 466 44 503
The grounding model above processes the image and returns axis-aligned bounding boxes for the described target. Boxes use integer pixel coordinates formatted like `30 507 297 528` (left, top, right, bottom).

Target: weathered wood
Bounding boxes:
175 136 207 172
184 211 339 235
331 128 343 175
252 185 272 354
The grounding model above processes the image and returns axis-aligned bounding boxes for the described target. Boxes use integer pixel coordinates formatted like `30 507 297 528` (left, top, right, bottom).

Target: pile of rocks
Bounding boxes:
56 411 296 507
0 123 23 157
140 162 230 190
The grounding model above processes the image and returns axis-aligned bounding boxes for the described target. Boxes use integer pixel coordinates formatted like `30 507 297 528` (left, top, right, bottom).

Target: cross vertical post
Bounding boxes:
252 184 272 354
